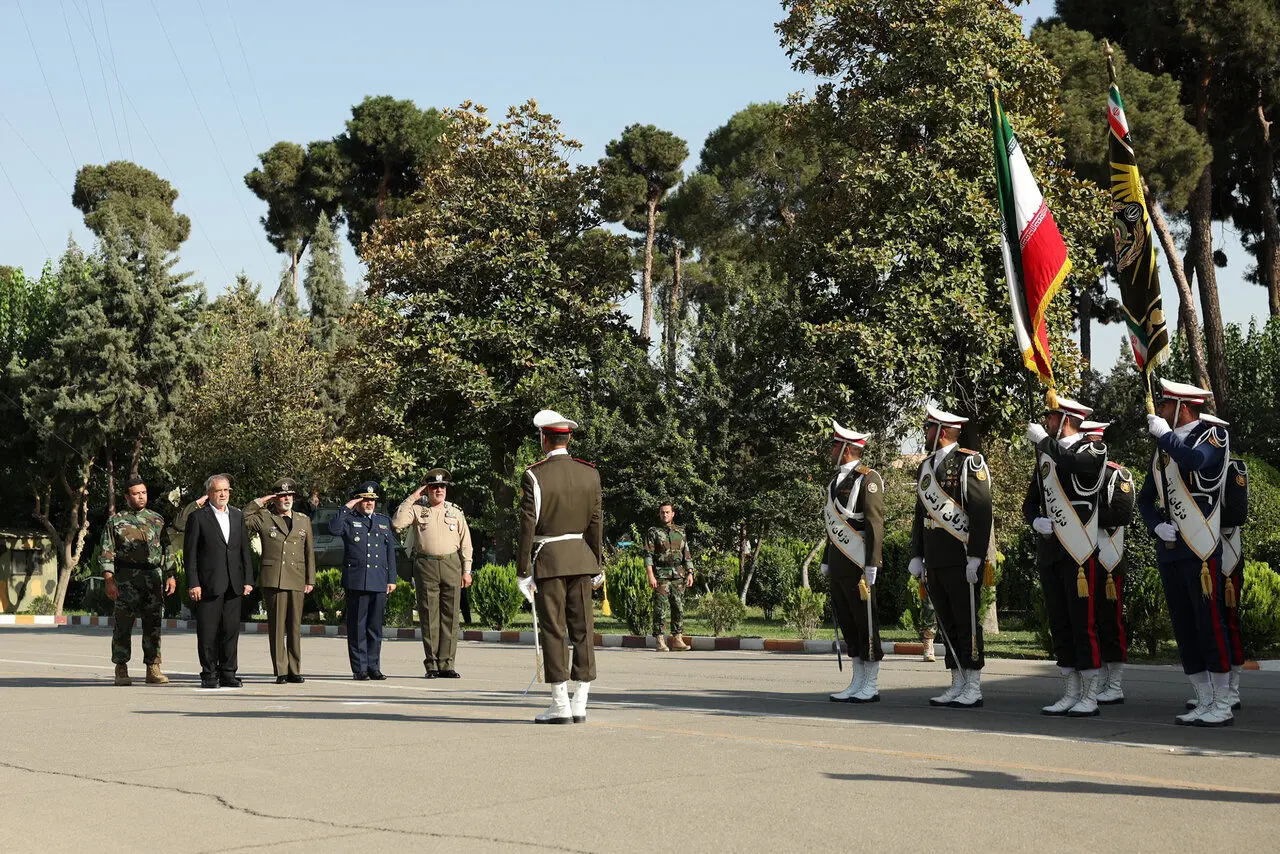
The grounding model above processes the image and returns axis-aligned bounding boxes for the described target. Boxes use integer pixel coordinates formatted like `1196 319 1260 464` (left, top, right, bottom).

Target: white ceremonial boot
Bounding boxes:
535 681 573 724
930 667 965 706
1194 671 1235 728
571 681 591 723
951 669 983 708
1227 666 1242 711
1041 668 1082 716
1067 669 1102 717
851 661 881 703
830 658 865 702
1095 663 1125 705
1176 673 1212 726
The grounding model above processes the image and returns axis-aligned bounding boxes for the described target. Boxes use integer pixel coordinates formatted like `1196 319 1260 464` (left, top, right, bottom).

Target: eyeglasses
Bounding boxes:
428 485 447 490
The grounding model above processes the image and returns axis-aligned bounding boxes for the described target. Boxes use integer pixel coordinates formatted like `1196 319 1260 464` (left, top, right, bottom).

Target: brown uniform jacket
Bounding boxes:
822 464 885 576
517 452 603 580
391 498 474 571
243 500 317 591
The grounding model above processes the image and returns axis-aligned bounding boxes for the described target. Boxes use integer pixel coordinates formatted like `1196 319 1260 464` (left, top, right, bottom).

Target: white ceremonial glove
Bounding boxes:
1147 414 1172 439
517 575 537 603
1032 517 1054 537
863 565 878 586
819 563 830 578
1025 423 1049 445
965 557 981 585
908 557 924 579
591 572 605 589
1154 522 1178 543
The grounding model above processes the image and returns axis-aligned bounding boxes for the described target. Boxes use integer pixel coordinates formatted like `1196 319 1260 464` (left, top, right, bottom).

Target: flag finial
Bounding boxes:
985 66 997 82
1103 39 1113 58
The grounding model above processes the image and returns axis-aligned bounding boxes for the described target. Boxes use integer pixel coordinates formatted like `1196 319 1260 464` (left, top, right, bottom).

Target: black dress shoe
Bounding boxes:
367 669 387 680
200 677 219 689
219 675 243 688
353 672 370 681
286 674 305 683
276 675 288 684
423 671 437 679
438 669 460 679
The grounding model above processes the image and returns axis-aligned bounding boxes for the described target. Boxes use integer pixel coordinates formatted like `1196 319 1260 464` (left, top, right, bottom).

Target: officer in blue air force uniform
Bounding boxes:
328 481 398 680
1138 379 1234 727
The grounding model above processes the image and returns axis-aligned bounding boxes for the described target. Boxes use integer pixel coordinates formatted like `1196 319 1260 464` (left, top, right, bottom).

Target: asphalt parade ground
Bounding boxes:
4 628 1280 853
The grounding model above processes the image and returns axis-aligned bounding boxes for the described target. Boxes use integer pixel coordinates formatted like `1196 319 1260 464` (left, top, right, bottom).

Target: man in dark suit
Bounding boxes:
328 481 398 680
183 474 255 688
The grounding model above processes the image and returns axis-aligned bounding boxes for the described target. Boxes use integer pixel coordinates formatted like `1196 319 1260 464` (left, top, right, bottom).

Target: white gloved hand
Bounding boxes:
517 575 537 603
1154 522 1178 543
1025 423 1049 445
1032 517 1054 537
819 563 830 578
863 565 878 586
1147 414 1172 439
591 572 605 589
965 557 981 585
908 557 924 579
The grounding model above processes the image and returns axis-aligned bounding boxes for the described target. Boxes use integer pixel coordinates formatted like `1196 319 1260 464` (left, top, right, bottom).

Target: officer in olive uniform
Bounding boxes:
328 481 398 680
517 409 604 725
1023 397 1108 717
644 502 694 652
101 477 177 686
821 421 886 703
244 478 316 683
909 405 993 709
393 468 474 678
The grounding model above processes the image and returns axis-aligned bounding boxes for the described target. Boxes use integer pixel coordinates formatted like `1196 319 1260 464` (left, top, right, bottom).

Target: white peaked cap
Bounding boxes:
925 404 968 428
1158 379 1213 404
533 409 578 433
1201 413 1230 427
1080 419 1110 436
832 420 869 446
1051 396 1093 420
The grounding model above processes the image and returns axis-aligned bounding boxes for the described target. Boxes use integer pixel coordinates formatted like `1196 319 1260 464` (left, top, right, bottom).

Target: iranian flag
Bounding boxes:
989 85 1072 387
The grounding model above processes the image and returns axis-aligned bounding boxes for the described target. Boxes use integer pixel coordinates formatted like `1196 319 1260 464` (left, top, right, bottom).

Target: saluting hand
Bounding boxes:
345 498 359 509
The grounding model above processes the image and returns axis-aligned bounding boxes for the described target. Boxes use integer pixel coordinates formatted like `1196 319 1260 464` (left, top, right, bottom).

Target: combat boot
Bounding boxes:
654 634 669 652
829 658 865 702
951 669 983 708
535 681 573 724
1095 663 1124 705
929 667 965 706
670 633 690 651
571 681 591 723
113 663 131 686
922 630 936 662
145 663 169 685
1067 670 1102 717
1177 674 1212 726
1227 666 1242 711
1041 669 1082 716
850 660 881 703
1194 671 1234 728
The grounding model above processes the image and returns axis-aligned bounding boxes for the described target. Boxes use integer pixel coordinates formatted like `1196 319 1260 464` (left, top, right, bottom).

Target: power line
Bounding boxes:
15 0 79 174
0 112 71 194
196 0 262 156
223 0 273 143
58 0 105 161
0 158 53 258
96 0 132 159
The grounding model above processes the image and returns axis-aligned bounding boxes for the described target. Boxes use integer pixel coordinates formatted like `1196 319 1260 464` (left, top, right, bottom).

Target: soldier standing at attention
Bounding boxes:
393 468 473 679
909 405 993 710
244 478 316 684
329 481 398 681
645 502 694 652
821 421 885 703
102 477 177 686
517 409 604 725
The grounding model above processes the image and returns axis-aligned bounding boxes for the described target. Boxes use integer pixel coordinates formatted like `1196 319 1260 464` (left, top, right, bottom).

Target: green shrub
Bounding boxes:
1125 562 1173 659
385 583 417 628
306 568 344 624
750 541 797 619
471 563 524 630
83 583 112 617
21 595 55 616
878 530 912 629
698 590 746 636
901 572 926 634
699 550 740 596
1240 560 1280 660
782 587 827 639
606 553 653 635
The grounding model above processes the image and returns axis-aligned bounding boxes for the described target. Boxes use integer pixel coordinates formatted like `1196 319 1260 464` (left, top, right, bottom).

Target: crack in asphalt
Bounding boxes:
0 760 600 854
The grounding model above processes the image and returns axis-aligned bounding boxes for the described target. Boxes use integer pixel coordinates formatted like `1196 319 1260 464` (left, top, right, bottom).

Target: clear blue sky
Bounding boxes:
1 0 1266 369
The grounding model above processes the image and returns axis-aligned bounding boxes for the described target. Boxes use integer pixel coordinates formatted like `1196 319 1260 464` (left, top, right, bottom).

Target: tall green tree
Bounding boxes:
599 124 689 343
357 101 634 558
72 161 191 251
303 211 354 434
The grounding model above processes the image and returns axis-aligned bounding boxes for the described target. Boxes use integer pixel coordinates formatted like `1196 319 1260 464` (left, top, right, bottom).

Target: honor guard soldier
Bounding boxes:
821 421 885 703
1024 398 1108 717
393 468 474 678
329 481 398 680
1081 421 1136 705
517 409 604 724
244 478 316 684
1219 450 1250 711
909 405 993 709
1139 380 1235 726
100 477 177 686
644 502 694 652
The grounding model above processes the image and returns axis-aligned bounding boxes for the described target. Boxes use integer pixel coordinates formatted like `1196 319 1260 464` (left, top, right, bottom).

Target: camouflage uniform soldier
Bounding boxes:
102 477 177 685
645 503 694 652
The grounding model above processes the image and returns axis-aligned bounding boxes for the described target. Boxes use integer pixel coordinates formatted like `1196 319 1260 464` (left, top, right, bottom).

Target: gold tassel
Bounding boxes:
858 577 870 602
1105 571 1117 602
1200 561 1212 597
1225 576 1237 610
917 579 926 602
1076 565 1089 598
601 575 612 617
983 560 995 588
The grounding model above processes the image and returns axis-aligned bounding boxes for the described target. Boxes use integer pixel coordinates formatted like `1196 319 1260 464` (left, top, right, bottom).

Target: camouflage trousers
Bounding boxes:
111 568 164 665
652 570 687 635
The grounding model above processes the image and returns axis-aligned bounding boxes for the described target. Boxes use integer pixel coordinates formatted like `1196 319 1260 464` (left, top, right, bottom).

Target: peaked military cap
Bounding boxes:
534 408 578 433
271 478 300 496
422 468 452 487
925 404 968 428
831 420 869 447
1157 378 1212 405
351 480 381 500
1049 396 1093 420
1079 420 1110 438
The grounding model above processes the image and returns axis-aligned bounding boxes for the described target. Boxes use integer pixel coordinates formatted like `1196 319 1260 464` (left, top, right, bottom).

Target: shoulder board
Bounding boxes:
672 524 685 532
445 501 458 510
1106 460 1123 471
957 448 977 455
573 457 596 467
1082 440 1106 456
855 463 869 474
526 459 548 470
